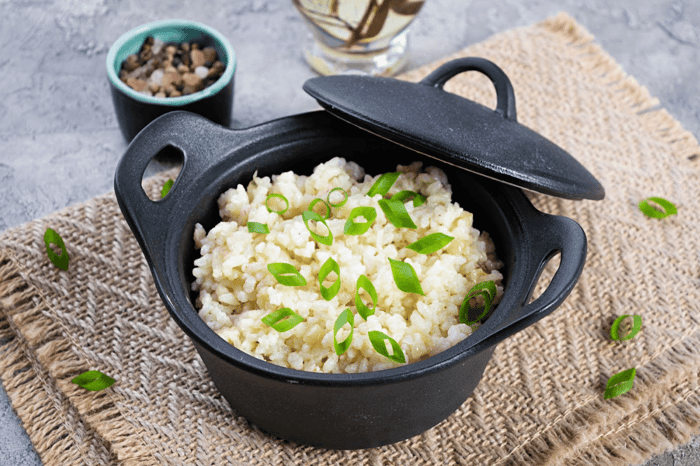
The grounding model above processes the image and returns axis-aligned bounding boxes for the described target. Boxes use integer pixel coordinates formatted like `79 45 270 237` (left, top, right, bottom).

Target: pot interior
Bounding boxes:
176 128 516 365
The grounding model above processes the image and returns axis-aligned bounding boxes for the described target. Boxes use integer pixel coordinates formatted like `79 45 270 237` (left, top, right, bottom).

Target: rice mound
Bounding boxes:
192 157 504 373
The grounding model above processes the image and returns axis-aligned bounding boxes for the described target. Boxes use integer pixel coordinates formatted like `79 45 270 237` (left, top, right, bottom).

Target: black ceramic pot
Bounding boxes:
114 107 588 449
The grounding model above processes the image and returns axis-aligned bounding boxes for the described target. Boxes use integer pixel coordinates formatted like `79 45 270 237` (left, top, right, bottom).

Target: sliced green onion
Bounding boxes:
308 198 331 220
406 232 454 254
261 308 304 332
302 210 333 246
378 198 417 229
161 179 174 198
247 222 270 234
318 257 341 300
344 206 377 235
604 367 636 400
327 187 349 208
265 193 289 215
391 190 427 207
71 370 115 391
267 263 307 286
639 197 677 219
388 258 425 296
355 275 378 320
367 172 400 197
459 281 497 325
44 228 69 271
610 315 642 341
368 330 406 364
333 309 354 355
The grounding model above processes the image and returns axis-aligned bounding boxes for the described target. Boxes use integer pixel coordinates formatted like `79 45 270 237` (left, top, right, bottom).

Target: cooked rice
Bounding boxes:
192 157 503 373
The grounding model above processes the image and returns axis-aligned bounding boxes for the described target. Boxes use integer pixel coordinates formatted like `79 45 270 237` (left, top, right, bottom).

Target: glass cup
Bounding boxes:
292 0 426 76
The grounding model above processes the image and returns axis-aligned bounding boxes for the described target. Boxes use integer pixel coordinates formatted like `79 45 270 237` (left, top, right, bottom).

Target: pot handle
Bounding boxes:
420 57 517 121
471 212 587 351
113 111 241 268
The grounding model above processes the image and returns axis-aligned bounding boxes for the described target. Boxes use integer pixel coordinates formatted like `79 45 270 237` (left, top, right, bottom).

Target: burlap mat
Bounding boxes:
1 12 699 466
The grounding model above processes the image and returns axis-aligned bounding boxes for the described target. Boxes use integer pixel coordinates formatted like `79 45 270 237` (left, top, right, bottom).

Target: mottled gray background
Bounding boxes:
0 0 698 464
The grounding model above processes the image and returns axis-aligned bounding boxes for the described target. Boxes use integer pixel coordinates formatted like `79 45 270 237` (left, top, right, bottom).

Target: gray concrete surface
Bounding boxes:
0 0 698 464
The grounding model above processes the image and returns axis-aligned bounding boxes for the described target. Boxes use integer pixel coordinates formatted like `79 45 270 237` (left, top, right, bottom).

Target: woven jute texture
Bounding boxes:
1 12 699 466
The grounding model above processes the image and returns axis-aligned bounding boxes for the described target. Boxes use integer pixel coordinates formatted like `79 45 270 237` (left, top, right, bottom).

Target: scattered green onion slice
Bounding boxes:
388 258 425 295
262 308 304 332
267 262 307 286
318 257 341 301
604 367 636 400
367 172 400 197
247 222 270 234
368 330 406 364
302 210 333 246
161 179 174 198
327 187 349 208
459 281 497 325
391 190 427 207
333 309 354 355
610 315 642 341
308 198 331 220
344 206 377 235
355 275 378 320
265 193 289 215
44 228 69 271
71 370 115 391
378 198 417 229
406 232 454 254
639 197 677 219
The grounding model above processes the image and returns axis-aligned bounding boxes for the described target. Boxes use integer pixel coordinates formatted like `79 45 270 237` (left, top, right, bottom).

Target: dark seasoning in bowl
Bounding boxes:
119 36 226 98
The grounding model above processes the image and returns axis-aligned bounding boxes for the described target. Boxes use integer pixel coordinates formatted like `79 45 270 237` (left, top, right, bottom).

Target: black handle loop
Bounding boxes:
464 213 587 354
420 57 517 121
114 111 243 272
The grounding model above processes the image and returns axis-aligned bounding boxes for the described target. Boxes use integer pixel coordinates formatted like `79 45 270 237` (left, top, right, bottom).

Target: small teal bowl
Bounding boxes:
107 19 236 141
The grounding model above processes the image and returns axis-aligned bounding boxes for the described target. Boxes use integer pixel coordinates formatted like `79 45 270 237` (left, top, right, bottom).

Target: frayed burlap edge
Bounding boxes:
0 168 179 465
493 332 700 466
0 228 168 465
1 13 699 466
0 258 118 465
486 12 700 466
538 13 699 159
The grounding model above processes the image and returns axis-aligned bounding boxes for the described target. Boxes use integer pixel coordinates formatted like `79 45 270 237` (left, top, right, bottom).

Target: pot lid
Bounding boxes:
303 57 605 200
